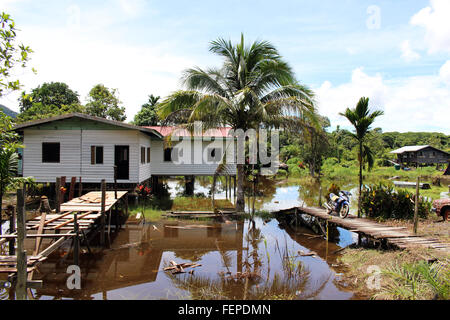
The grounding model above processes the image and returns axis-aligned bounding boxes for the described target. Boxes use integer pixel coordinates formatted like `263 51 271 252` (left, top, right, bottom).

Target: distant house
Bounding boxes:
390 145 450 167
13 113 236 185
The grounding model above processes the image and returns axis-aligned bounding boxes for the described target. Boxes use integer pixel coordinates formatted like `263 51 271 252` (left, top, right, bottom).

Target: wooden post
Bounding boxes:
225 176 228 199
414 176 420 234
78 177 83 197
113 166 118 199
60 176 66 204
7 205 15 255
68 177 76 201
100 179 106 246
16 186 27 300
55 177 61 214
233 176 236 201
74 213 79 265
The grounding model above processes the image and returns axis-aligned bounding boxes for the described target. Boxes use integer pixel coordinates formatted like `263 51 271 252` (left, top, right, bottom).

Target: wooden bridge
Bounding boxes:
275 206 450 254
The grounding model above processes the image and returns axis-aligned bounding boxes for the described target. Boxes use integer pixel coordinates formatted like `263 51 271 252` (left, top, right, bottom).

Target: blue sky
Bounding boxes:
1 0 449 133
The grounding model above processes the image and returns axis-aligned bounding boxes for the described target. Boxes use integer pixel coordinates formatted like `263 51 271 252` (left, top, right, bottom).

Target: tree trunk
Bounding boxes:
236 164 245 213
358 141 363 218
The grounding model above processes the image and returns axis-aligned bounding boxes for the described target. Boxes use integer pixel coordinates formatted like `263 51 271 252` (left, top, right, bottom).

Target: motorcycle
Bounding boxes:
324 191 351 219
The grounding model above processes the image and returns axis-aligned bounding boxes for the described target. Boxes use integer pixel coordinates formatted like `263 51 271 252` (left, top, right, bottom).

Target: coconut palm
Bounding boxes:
339 97 383 217
158 34 317 212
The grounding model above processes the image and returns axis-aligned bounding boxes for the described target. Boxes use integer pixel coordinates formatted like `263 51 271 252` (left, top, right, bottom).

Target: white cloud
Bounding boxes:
0 24 195 120
400 40 421 62
315 65 450 134
439 60 450 83
410 0 450 54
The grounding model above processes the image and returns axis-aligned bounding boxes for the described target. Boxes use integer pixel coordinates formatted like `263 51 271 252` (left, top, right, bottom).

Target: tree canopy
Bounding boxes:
133 94 161 126
19 81 80 112
85 84 126 121
0 12 33 97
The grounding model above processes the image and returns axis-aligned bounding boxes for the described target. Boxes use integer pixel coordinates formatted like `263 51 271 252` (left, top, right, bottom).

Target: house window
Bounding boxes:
146 147 151 163
91 146 104 164
141 147 146 164
42 143 60 163
164 148 173 162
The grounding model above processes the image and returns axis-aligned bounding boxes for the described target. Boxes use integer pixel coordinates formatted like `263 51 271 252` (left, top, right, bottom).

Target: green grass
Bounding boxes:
128 196 235 221
128 206 166 220
171 197 234 211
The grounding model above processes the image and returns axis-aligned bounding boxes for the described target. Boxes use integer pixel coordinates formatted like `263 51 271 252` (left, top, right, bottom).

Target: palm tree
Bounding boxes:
158 34 317 212
340 97 383 217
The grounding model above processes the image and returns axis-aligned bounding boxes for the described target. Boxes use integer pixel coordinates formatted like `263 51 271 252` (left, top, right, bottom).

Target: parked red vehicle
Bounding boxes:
432 198 450 221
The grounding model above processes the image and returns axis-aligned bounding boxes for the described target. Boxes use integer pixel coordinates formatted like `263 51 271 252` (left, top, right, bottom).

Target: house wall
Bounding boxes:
149 138 237 176
23 129 83 181
23 128 145 183
399 147 449 164
138 132 152 183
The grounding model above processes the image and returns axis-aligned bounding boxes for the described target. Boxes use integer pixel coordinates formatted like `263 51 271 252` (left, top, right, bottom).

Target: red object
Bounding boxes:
145 126 232 138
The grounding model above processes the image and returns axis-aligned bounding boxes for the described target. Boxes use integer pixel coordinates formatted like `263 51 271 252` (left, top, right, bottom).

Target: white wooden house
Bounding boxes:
14 113 236 184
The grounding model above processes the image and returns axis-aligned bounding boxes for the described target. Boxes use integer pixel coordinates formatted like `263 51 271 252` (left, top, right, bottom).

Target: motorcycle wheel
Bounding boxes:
339 204 350 219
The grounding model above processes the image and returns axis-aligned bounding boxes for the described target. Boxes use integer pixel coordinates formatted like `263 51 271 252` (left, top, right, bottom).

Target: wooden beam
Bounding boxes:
39 234 72 258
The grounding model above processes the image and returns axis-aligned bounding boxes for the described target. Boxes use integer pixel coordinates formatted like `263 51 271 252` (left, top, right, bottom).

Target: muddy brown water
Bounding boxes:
0 178 363 300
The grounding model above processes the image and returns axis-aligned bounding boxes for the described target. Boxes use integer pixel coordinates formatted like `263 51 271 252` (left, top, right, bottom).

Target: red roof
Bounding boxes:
144 126 232 138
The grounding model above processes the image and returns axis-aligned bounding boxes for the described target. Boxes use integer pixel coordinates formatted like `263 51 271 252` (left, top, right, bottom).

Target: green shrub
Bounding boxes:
361 183 430 220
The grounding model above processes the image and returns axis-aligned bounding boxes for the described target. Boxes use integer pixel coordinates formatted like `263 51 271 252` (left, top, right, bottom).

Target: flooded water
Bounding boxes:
0 177 361 300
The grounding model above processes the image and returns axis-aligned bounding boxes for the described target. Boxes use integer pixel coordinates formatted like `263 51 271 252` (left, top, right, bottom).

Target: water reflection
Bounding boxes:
0 217 357 300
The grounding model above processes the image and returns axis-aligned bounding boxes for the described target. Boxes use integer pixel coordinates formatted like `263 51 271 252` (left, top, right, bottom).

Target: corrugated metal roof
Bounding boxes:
145 126 233 138
390 145 430 154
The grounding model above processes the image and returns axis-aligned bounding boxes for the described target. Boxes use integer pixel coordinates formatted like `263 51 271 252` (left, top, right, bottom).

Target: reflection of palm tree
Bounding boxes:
215 240 233 274
166 222 331 300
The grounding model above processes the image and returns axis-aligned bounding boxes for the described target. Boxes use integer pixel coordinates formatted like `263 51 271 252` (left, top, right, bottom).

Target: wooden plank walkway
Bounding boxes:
276 206 450 254
0 191 127 274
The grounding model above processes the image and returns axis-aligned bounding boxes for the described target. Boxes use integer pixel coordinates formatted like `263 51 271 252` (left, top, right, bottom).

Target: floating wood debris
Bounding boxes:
163 261 202 274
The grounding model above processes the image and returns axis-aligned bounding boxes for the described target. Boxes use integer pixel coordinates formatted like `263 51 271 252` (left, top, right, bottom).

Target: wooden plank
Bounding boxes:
39 234 71 257
0 233 75 239
0 267 36 273
53 211 93 230
34 210 47 256
0 255 42 261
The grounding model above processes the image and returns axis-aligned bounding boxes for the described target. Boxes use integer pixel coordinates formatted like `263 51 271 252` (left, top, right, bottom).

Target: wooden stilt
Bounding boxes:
74 213 79 265
68 177 76 201
78 177 82 197
55 177 61 213
100 179 106 246
16 186 27 300
7 205 15 255
114 166 118 200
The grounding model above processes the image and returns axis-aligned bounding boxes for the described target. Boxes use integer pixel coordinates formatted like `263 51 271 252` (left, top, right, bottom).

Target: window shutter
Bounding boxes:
91 146 95 164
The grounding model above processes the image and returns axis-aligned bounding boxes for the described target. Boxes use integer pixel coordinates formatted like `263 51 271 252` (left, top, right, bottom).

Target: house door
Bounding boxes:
115 145 129 180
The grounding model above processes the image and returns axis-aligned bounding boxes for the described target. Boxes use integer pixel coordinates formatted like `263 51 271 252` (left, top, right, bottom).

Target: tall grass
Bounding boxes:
376 261 449 300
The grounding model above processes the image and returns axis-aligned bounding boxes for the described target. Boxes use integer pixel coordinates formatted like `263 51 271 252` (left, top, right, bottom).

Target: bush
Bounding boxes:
361 183 430 220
